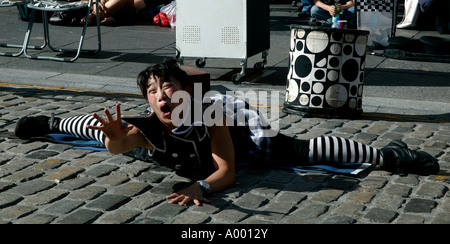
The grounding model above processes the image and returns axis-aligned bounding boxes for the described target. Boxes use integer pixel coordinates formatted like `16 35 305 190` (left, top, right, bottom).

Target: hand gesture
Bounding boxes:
87 104 133 141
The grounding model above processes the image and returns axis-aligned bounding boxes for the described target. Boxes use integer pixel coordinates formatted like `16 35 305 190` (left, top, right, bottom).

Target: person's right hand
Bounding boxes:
87 104 133 142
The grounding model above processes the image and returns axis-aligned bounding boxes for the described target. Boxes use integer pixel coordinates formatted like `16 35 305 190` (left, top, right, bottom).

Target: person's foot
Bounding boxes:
14 114 60 139
101 16 117 26
80 13 98 26
380 140 440 176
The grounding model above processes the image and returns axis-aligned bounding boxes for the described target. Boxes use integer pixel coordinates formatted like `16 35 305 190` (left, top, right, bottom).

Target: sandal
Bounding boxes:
80 13 98 26
101 16 117 26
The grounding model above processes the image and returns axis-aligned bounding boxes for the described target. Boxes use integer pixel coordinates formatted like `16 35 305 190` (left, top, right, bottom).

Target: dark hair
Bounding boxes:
137 59 190 99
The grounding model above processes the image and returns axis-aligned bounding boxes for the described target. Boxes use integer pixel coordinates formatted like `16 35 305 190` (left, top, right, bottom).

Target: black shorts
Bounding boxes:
267 133 310 167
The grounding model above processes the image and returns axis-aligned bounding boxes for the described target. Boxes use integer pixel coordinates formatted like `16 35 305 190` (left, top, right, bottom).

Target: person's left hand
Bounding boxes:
166 183 211 206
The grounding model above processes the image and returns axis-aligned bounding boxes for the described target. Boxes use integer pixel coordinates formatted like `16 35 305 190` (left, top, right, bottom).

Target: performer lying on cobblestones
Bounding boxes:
15 59 440 206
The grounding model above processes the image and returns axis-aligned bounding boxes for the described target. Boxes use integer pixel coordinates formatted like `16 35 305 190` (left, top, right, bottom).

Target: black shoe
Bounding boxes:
380 140 440 176
14 114 60 139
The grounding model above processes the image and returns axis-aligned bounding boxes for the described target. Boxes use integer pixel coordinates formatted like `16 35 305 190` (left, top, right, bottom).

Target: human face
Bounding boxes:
146 75 184 130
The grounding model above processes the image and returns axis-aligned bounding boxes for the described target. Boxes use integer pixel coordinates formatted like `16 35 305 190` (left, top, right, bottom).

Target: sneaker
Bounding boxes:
49 12 64 25
14 114 60 139
309 17 331 27
308 17 317 26
49 11 84 26
380 140 440 176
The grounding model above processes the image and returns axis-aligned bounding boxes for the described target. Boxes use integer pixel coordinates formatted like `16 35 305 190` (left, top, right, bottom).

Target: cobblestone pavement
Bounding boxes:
1 84 449 224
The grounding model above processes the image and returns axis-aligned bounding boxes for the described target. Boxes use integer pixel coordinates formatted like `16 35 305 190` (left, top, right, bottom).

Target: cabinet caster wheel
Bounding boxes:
232 73 243 84
195 58 206 68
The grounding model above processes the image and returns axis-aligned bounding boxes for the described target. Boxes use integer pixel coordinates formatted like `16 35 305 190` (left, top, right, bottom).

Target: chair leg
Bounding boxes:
23 9 49 59
23 1 101 62
0 9 45 57
0 43 25 57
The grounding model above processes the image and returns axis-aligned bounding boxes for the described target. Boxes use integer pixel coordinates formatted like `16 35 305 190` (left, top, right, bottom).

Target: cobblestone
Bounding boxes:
0 205 37 221
45 199 85 214
415 183 448 199
404 198 438 213
2 168 44 183
21 189 68 206
112 182 152 197
364 208 398 223
211 208 250 224
146 202 188 220
45 167 84 183
82 164 119 178
96 209 142 224
85 194 130 211
56 209 102 224
8 179 56 196
0 85 449 225
0 193 23 209
67 186 107 201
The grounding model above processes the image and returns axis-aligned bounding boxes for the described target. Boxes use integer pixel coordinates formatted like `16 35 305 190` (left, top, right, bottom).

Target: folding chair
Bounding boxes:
0 0 45 57
23 0 101 62
355 0 398 47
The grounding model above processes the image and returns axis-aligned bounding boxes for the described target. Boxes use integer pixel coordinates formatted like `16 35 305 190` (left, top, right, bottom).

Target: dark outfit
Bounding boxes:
418 0 450 33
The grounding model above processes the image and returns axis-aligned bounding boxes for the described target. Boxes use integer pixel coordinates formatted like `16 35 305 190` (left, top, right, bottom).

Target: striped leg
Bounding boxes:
58 114 105 144
308 136 383 166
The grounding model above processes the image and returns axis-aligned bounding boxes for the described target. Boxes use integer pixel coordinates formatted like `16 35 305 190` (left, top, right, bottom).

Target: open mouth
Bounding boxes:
161 104 171 115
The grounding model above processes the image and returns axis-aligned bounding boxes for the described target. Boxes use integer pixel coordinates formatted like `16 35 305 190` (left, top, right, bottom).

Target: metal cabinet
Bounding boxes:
176 0 270 83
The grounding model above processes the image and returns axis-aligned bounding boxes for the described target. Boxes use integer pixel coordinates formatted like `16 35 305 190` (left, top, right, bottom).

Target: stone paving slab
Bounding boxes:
1 84 449 225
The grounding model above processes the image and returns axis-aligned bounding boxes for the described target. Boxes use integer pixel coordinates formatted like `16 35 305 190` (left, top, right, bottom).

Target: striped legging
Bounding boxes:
308 136 382 165
58 114 105 144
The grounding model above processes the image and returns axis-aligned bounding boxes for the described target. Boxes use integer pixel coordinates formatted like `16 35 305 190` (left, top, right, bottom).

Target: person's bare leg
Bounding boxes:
134 0 146 11
83 0 135 23
103 0 135 15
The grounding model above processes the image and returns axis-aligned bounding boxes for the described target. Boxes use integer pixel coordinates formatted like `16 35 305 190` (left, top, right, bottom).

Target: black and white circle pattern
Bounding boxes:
286 27 367 112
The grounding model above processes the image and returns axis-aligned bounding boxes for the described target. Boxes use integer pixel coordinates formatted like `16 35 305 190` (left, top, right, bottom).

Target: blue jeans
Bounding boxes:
300 0 313 13
310 5 355 22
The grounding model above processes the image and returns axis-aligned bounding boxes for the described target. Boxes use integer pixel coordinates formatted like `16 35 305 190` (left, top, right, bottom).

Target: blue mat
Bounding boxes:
274 163 372 176
46 134 107 151
236 162 372 175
